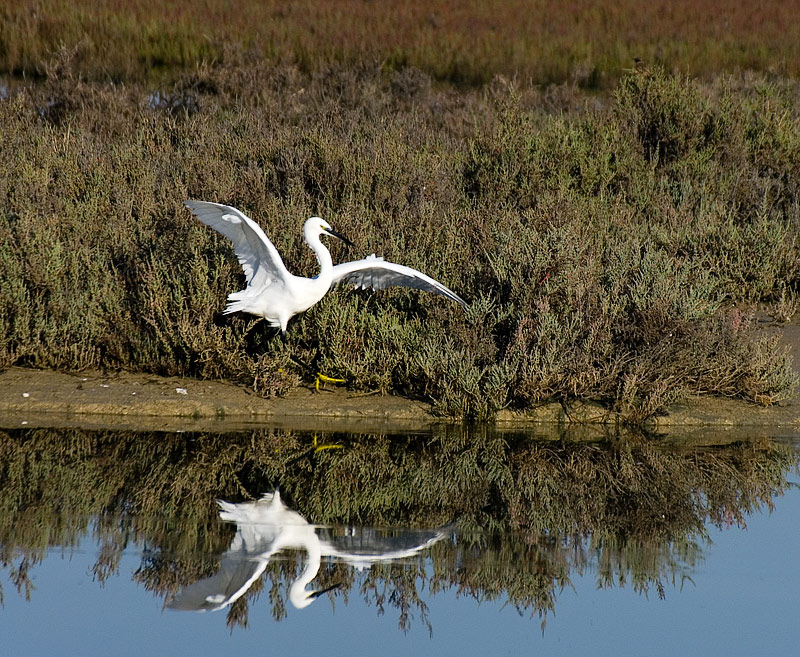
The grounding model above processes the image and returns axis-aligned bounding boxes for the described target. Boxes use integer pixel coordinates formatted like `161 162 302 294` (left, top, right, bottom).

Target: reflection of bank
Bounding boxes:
168 491 448 612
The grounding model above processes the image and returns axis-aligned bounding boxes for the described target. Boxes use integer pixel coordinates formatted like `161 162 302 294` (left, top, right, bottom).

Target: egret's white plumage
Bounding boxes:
168 491 449 613
331 254 466 306
185 200 466 333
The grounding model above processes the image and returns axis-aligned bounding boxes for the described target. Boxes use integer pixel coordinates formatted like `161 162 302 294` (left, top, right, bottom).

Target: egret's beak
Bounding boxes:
308 582 342 599
323 228 354 247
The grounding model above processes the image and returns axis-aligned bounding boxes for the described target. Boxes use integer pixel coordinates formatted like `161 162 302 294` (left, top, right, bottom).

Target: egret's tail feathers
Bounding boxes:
217 492 279 522
223 289 255 315
222 292 281 327
223 300 248 315
217 500 243 522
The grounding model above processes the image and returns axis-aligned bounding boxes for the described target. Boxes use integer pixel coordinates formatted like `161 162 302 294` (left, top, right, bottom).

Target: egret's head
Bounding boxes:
305 216 354 246
289 581 342 609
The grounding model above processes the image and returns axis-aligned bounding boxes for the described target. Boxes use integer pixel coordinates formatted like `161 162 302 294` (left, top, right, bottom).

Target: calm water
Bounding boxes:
0 424 798 656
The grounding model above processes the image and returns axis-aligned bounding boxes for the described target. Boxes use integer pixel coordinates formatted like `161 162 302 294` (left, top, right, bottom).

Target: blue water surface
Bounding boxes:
1 476 798 657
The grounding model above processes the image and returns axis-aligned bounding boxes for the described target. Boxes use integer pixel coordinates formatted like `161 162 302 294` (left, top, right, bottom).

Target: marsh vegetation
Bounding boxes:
2 2 800 419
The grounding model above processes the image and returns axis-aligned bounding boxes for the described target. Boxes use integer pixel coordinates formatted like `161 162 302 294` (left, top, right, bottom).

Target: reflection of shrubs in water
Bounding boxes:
0 427 796 626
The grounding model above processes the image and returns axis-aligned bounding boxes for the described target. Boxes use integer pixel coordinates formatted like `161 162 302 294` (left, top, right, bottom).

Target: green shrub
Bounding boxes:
1 62 798 420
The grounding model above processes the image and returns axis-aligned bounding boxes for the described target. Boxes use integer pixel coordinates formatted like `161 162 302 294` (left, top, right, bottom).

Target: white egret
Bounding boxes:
168 491 448 613
167 492 286 612
185 200 467 336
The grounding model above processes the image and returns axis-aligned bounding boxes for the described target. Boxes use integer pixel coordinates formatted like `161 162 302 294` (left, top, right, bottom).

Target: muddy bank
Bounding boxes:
0 367 433 434
1 366 800 438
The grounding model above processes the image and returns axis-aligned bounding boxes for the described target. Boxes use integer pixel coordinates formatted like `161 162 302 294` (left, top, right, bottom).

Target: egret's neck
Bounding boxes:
306 232 334 285
288 532 323 609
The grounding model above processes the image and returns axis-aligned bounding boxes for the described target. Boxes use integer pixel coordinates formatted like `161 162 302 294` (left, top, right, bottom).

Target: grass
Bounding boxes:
5 1 800 87
1 5 800 420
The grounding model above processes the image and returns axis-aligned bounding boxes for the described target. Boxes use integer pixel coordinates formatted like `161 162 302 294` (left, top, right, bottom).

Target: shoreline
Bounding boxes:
1 366 799 437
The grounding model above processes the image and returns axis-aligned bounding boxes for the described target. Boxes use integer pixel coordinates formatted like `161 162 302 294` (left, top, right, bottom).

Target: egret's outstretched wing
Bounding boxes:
331 255 467 308
185 200 290 292
169 497 282 613
167 553 270 612
319 526 450 570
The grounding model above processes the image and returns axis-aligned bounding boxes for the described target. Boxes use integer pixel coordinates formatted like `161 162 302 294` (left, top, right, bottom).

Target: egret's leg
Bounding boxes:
284 432 343 467
314 372 346 391
312 432 343 452
290 354 346 391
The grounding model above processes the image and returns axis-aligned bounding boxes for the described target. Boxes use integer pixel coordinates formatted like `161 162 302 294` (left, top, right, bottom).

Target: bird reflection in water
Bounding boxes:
168 491 448 613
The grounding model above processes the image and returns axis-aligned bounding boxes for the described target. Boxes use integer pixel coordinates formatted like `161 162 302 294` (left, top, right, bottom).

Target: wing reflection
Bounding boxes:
318 526 449 571
168 491 448 613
